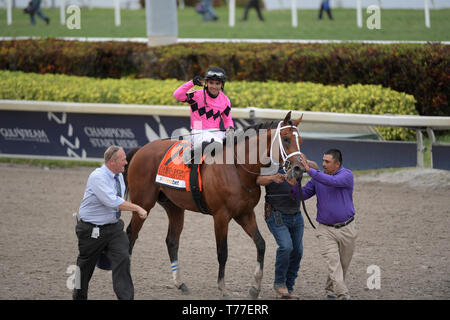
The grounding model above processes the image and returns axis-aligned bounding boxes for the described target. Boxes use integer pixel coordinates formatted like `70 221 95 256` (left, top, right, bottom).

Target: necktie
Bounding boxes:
114 174 122 219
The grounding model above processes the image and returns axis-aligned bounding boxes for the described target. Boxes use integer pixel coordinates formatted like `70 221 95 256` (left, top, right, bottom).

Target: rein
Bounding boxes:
296 176 316 229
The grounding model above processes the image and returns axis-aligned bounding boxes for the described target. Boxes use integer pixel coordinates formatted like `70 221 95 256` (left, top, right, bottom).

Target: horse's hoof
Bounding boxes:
248 287 260 299
179 283 190 295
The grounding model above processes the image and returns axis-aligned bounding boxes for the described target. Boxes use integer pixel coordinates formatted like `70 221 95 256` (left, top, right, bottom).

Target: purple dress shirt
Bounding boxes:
291 167 355 225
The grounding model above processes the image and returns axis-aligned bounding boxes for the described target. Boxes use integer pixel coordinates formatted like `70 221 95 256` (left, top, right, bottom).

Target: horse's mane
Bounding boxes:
223 120 291 145
244 119 293 131
244 120 276 131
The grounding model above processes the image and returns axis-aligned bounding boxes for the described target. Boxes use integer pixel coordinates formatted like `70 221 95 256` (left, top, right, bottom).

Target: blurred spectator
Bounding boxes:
199 0 218 22
25 0 50 25
241 0 264 22
318 0 333 20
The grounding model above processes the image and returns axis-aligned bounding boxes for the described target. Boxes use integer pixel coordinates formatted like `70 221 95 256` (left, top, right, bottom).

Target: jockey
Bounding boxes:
173 66 234 150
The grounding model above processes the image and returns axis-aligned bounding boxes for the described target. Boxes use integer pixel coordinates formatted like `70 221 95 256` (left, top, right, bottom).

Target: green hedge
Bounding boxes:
0 70 417 140
0 40 447 116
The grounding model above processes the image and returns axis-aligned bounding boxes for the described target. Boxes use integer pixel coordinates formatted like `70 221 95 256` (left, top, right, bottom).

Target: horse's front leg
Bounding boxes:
250 228 265 298
213 213 232 298
235 211 266 299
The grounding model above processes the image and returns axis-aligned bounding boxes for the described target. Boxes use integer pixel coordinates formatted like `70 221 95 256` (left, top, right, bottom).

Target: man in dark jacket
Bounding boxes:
26 0 50 25
241 0 264 22
318 0 333 20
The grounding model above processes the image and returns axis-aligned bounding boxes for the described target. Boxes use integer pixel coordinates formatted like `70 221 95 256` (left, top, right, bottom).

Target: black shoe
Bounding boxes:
45 17 50 25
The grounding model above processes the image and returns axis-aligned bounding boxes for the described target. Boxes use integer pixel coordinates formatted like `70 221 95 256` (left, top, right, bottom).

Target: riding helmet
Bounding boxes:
204 67 226 83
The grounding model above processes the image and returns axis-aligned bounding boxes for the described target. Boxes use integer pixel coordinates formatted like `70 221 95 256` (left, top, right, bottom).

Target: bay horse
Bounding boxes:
125 111 304 299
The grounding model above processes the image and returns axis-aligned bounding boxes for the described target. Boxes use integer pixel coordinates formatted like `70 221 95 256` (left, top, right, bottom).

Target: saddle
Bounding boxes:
155 140 210 215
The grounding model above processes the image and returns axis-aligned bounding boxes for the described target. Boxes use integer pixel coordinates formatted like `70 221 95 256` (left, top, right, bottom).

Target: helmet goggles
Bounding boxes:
204 70 226 82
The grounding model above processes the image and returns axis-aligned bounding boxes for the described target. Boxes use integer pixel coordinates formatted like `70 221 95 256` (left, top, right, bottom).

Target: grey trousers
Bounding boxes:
72 219 134 300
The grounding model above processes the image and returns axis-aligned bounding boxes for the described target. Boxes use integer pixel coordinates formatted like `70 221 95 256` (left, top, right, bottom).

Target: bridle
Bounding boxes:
270 121 302 172
272 122 316 229
234 121 317 229
235 120 302 175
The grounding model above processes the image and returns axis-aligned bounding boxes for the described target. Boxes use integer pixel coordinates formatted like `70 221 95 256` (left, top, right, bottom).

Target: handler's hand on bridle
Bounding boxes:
272 173 285 184
300 154 310 172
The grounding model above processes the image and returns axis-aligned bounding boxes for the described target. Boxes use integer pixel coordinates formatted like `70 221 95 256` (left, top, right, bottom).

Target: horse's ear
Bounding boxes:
283 111 292 123
293 113 303 127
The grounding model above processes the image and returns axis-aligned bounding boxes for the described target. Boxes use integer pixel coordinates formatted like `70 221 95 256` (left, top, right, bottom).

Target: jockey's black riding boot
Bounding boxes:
186 141 219 168
186 143 204 168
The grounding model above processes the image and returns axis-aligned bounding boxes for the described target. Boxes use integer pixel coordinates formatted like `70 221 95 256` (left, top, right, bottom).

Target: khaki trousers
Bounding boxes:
316 220 357 298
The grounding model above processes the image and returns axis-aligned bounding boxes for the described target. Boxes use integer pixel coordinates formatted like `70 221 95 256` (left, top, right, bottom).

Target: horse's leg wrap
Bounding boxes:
165 206 189 294
169 260 190 294
167 238 183 290
169 260 189 293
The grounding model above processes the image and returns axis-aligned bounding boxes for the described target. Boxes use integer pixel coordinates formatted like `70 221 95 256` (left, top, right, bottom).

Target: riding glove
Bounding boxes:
193 75 204 87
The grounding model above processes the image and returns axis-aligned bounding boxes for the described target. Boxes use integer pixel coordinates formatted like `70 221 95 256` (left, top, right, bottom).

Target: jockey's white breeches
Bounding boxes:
191 129 225 148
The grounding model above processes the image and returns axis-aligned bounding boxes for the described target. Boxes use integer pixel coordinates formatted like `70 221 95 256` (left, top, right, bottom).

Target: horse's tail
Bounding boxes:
123 147 141 198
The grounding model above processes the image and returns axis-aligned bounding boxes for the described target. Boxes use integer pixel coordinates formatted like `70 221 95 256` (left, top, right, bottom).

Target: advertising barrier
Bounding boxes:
0 109 253 161
432 143 450 170
2 100 449 170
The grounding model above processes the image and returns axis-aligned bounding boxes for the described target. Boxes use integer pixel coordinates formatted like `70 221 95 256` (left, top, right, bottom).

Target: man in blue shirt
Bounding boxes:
73 146 148 300
291 149 357 300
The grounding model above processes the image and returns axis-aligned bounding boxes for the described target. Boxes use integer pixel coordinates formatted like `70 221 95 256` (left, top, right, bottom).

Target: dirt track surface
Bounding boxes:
1 163 449 300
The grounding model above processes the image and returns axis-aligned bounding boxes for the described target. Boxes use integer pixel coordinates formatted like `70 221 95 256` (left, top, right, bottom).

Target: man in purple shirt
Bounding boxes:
291 149 357 300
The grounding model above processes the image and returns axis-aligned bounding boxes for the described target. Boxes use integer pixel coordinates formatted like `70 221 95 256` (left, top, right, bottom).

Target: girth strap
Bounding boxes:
189 163 211 215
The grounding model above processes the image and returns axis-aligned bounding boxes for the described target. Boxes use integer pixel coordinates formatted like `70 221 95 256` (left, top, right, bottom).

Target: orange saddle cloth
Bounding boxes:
155 140 202 192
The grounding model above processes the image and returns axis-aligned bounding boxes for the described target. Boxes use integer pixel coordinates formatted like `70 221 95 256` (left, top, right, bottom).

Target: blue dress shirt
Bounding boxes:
79 164 125 225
